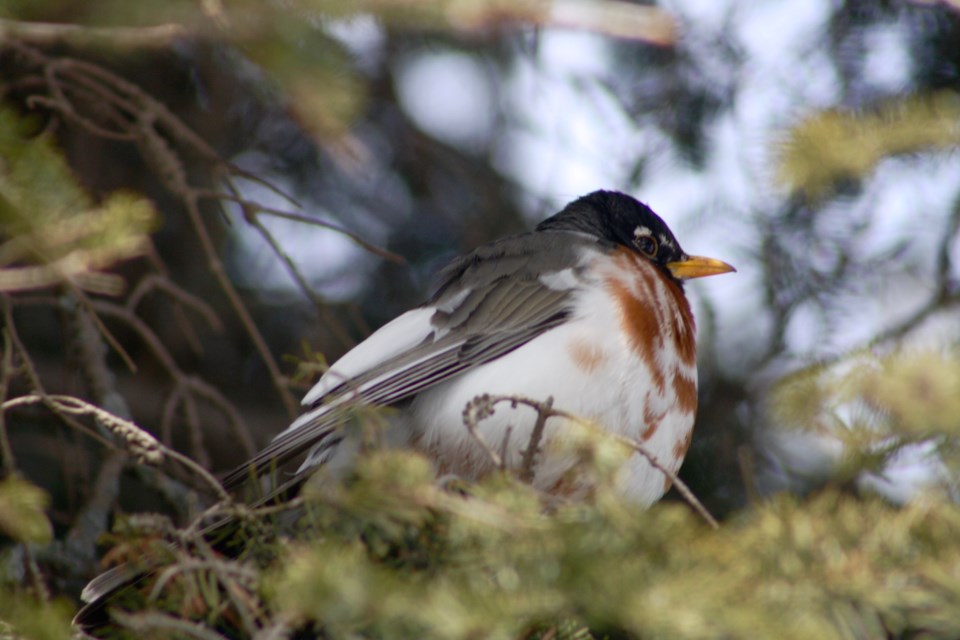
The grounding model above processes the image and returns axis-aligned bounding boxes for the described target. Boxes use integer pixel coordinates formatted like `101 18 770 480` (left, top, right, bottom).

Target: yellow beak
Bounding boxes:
666 255 736 280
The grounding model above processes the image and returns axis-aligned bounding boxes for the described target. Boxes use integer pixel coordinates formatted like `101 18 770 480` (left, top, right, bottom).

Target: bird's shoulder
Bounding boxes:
429 228 612 304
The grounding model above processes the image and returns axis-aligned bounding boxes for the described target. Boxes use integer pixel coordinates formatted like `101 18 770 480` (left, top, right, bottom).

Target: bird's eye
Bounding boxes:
634 234 658 257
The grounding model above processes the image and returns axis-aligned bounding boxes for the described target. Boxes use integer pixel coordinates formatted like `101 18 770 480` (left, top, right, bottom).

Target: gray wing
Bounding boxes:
222 230 602 490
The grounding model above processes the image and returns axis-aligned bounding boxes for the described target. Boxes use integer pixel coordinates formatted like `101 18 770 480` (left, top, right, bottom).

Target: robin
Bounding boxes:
75 190 733 627
223 189 735 505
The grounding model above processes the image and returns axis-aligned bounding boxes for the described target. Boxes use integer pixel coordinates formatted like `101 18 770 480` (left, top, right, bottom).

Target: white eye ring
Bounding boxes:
634 234 658 257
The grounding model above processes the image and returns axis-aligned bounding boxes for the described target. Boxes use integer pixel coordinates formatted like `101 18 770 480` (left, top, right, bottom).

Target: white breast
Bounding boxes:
406 254 697 506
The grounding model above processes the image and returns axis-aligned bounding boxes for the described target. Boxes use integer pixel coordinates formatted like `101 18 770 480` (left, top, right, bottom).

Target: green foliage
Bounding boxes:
0 592 74 640
0 477 52 545
779 91 960 197
771 348 960 485
264 449 960 640
0 108 156 294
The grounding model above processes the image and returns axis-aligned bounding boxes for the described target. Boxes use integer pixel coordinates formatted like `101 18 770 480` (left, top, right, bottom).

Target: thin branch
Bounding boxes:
2 297 115 450
87 299 255 456
466 394 720 530
182 391 210 469
182 193 298 417
126 273 223 332
461 395 505 469
0 18 193 49
520 396 553 483
66 285 138 373
205 191 405 264
148 559 257 603
0 326 18 473
110 610 231 640
143 240 208 355
1 394 230 502
238 203 355 349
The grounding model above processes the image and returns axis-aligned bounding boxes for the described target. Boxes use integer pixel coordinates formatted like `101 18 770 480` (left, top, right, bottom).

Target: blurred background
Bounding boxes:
2 0 960 608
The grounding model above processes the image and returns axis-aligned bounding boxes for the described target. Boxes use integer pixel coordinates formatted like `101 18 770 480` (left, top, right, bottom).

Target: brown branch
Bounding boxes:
461 395 505 469
13 46 299 417
520 396 553 483
183 376 256 458
0 326 18 473
126 273 222 332
86 299 255 456
2 297 115 450
0 18 193 49
67 286 139 373
238 203 355 349
1 394 230 502
143 240 208 356
66 291 134 415
182 391 210 469
148 559 257 603
181 193 298 418
205 190 406 265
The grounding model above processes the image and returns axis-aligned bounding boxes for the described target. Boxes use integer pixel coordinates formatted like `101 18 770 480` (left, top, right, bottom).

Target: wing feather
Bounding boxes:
223 230 601 490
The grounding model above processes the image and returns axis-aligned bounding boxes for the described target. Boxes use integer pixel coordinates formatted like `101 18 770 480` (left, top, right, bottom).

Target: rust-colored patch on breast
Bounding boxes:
641 400 664 441
662 277 697 366
640 420 659 441
672 370 698 414
567 337 605 373
605 249 699 386
605 251 666 391
672 430 693 461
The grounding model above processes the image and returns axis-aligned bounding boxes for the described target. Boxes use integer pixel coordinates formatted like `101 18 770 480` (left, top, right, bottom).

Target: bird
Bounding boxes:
222 189 735 505
75 190 733 629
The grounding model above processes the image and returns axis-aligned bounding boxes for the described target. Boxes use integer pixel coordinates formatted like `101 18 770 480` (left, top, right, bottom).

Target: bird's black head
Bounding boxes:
537 190 688 271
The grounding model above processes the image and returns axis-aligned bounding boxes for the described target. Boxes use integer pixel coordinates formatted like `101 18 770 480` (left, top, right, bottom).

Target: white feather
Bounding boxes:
407 255 696 506
301 307 437 406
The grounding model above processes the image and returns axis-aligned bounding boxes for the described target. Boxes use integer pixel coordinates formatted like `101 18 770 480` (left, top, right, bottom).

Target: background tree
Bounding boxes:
1 0 960 638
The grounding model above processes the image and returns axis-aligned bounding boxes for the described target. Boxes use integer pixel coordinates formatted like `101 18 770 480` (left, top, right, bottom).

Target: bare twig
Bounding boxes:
182 193 298 417
143 240 208 355
148 559 257 603
127 273 223 332
66 285 138 373
11 45 301 417
464 394 720 529
65 291 134 416
520 396 553 483
461 395 505 469
87 299 255 457
207 191 406 264
2 298 115 450
236 202 355 349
